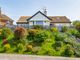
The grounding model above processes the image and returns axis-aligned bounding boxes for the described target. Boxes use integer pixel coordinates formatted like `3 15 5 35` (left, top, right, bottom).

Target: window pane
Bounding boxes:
36 21 43 25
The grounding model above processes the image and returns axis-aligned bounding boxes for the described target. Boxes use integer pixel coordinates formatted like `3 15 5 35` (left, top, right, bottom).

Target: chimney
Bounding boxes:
43 7 47 15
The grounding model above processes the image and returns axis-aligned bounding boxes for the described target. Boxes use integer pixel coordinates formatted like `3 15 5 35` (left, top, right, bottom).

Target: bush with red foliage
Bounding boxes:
3 39 8 45
14 27 27 40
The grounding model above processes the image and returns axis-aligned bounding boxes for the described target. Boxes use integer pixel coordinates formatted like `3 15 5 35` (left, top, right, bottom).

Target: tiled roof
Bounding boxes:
49 16 71 23
0 14 13 21
0 14 13 26
17 16 30 24
0 22 6 26
17 16 71 23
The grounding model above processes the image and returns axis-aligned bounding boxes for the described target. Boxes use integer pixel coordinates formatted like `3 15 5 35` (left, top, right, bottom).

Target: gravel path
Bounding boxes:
0 54 80 60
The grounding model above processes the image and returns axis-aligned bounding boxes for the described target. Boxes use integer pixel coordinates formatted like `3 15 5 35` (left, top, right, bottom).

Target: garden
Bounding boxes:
0 21 80 57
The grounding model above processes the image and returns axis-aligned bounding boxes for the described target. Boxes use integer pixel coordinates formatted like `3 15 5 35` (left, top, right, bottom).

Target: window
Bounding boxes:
36 21 43 25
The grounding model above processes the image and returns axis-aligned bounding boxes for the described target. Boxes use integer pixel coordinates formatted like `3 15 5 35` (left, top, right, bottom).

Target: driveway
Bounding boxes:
0 54 80 60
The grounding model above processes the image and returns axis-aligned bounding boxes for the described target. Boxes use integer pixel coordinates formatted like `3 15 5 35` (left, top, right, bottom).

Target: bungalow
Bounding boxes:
17 9 71 28
0 8 13 27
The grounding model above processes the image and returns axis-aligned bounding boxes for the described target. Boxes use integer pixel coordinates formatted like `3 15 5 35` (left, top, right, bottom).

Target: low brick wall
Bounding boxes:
0 54 80 60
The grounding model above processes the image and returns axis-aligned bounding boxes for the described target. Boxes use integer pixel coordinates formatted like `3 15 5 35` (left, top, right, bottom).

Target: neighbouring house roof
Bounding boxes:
17 11 71 24
0 8 13 22
0 14 13 26
0 14 13 21
0 22 6 26
17 16 30 24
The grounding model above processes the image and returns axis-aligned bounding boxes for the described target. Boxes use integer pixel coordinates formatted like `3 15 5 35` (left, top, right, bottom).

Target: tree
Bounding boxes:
73 21 80 32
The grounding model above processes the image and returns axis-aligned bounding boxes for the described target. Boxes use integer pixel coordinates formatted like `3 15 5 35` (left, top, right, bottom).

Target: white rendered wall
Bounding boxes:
17 24 28 28
29 13 50 21
54 23 71 27
29 21 50 26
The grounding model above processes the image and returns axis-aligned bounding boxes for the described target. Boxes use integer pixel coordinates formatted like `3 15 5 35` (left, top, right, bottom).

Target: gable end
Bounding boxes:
27 11 52 21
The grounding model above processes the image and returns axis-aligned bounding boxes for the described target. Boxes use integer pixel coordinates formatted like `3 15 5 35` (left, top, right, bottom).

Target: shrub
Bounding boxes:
64 36 77 45
3 39 8 45
0 26 80 57
16 43 26 54
27 29 39 41
33 25 43 29
0 29 2 35
4 44 11 50
14 27 28 40
62 44 74 57
32 47 40 54
3 43 15 53
61 26 68 32
72 43 80 57
37 39 55 56
34 30 51 43
1 27 14 40
51 27 59 32
28 30 51 43
73 21 80 32
0 45 5 53
53 41 64 51
53 32 68 41
66 28 80 38
26 44 33 52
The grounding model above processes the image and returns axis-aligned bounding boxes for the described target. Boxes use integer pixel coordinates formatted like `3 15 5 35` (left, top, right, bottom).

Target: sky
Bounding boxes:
0 0 80 24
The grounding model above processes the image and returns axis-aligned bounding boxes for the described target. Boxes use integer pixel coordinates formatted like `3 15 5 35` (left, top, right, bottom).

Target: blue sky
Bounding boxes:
0 0 80 24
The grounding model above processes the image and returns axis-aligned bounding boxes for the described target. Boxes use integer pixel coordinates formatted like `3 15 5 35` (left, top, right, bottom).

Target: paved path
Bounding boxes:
0 54 80 60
